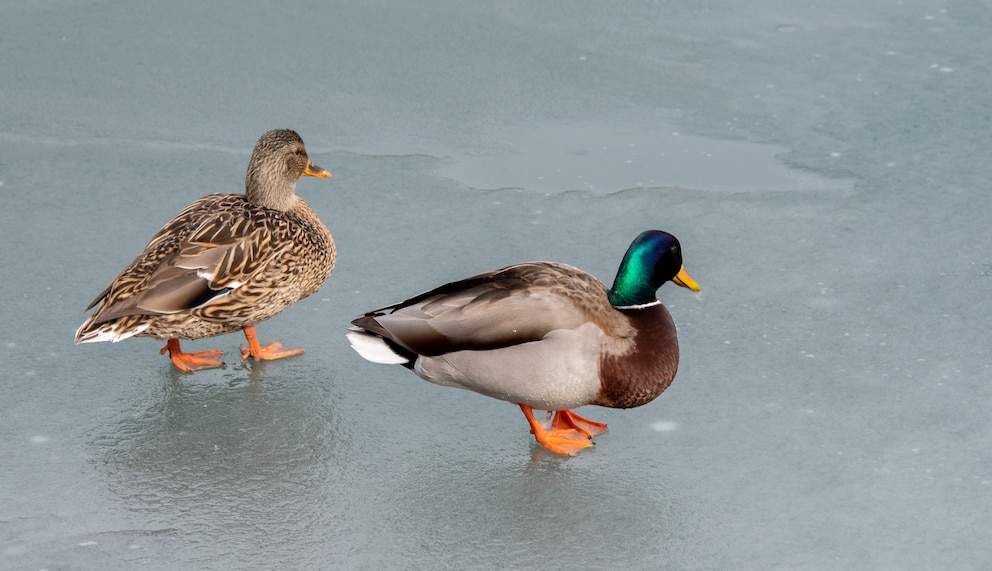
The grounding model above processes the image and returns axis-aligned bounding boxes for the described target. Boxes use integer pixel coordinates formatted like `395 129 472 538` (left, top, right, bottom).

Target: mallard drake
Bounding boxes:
75 129 335 372
347 230 699 455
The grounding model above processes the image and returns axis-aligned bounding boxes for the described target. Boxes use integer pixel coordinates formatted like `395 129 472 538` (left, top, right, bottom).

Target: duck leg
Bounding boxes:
239 325 304 362
552 410 608 437
519 404 594 456
160 338 225 372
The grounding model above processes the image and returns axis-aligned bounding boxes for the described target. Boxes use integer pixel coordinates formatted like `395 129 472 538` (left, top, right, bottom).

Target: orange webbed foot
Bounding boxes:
519 405 595 456
239 340 304 361
160 339 225 373
239 325 304 362
552 410 608 438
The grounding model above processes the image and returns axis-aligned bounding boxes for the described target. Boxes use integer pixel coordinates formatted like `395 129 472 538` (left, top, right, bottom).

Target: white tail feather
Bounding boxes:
346 328 409 365
74 322 148 344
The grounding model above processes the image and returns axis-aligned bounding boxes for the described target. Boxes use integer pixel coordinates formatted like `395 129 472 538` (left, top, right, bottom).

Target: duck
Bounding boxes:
75 129 335 373
347 230 699 455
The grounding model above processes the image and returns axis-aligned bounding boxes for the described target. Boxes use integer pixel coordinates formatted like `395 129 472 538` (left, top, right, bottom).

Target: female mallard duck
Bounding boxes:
347 230 699 455
75 129 335 373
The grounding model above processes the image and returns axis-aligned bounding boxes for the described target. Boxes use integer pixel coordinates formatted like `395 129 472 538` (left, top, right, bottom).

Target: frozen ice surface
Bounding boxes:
2 0 990 569
442 119 849 193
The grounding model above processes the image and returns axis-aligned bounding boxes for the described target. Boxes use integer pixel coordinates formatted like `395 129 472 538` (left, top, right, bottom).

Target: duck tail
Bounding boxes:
74 318 145 344
346 327 413 367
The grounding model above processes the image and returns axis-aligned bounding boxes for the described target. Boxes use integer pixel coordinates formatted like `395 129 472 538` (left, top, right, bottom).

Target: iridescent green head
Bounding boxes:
607 230 700 307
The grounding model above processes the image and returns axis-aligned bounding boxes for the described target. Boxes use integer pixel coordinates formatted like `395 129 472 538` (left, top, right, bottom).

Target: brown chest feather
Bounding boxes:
595 304 680 409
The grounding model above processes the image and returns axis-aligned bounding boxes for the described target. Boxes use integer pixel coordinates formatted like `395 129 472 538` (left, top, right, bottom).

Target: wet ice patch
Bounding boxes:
650 420 679 432
443 120 849 194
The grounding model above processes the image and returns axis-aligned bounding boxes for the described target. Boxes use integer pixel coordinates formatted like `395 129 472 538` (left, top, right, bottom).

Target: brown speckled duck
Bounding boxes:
75 129 335 372
347 230 699 455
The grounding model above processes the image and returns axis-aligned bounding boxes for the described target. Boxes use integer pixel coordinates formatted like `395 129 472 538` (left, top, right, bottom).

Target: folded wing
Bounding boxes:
354 262 631 356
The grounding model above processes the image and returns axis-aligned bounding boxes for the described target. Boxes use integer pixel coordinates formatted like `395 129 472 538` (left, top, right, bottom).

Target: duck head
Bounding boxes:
607 230 700 307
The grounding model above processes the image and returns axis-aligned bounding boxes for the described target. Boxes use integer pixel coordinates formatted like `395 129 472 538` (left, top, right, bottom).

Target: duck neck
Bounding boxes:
245 167 298 212
607 256 659 308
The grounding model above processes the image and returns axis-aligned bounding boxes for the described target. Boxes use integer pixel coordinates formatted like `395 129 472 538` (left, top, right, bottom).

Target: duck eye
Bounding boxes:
286 151 306 173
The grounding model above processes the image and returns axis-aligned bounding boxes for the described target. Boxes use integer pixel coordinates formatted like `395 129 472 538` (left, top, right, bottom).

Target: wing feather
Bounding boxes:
356 262 631 356
85 194 288 324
